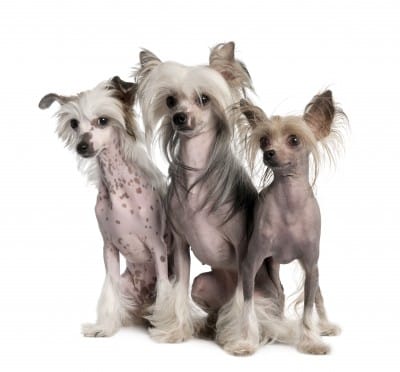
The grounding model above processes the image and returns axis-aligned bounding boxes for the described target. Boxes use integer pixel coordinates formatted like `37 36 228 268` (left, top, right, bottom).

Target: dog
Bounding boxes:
135 42 284 342
39 76 173 337
216 90 346 355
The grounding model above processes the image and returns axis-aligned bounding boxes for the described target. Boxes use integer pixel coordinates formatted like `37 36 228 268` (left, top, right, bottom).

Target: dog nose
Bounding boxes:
265 150 275 159
77 141 89 155
173 112 187 126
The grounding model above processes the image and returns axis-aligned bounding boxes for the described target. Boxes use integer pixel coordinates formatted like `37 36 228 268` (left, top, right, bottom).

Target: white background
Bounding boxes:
1 0 399 371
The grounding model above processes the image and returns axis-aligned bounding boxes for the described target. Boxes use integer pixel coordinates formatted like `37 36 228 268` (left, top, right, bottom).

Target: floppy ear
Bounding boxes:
240 99 267 128
38 93 72 109
209 42 252 91
111 76 137 106
303 90 335 140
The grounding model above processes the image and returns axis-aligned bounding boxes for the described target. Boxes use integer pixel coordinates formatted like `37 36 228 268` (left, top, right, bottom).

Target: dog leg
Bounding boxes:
263 258 285 315
216 239 266 356
315 286 341 336
297 264 330 354
144 236 173 335
82 242 127 337
146 236 201 342
216 284 260 356
191 269 237 339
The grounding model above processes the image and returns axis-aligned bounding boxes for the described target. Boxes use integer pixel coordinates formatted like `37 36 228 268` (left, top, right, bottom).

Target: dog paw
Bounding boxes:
81 322 117 337
297 338 330 355
319 321 341 336
223 340 258 356
148 325 192 343
194 314 215 340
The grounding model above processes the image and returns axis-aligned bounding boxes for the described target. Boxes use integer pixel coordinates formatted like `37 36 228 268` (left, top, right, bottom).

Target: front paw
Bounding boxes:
81 322 117 337
148 324 193 343
319 321 341 336
297 336 330 355
223 340 258 356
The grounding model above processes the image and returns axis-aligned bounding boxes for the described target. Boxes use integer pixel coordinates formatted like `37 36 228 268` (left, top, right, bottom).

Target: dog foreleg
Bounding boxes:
146 235 199 342
82 242 124 337
297 264 330 354
315 286 341 336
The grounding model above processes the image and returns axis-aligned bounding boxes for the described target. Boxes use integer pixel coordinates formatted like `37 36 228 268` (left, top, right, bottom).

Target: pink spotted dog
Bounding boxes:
39 76 172 337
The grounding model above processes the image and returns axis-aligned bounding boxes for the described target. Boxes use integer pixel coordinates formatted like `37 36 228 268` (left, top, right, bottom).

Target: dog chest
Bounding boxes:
169 192 238 269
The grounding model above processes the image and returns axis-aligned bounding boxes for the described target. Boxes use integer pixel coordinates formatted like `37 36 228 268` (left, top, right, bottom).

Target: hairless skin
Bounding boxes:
39 77 170 337
217 91 344 355
136 42 284 342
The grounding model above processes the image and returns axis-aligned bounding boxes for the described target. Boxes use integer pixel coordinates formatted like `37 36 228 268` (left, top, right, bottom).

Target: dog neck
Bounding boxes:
268 158 313 211
97 137 143 197
178 128 216 185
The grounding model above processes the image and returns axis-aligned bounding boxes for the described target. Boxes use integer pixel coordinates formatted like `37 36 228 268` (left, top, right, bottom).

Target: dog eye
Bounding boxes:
166 96 177 108
196 94 210 106
200 94 209 105
288 134 300 146
260 136 270 148
98 117 108 126
70 119 79 129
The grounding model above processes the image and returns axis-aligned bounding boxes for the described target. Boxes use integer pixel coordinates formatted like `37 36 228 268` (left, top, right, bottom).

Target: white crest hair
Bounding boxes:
53 80 165 192
135 61 257 224
136 61 235 150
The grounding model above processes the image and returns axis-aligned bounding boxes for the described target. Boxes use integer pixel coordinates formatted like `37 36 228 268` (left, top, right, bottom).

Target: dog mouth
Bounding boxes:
77 151 97 158
265 160 292 170
171 121 194 135
174 124 192 132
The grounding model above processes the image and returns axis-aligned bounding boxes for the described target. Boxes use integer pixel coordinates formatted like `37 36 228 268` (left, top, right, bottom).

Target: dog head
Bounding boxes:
136 42 252 143
39 76 138 158
241 90 345 181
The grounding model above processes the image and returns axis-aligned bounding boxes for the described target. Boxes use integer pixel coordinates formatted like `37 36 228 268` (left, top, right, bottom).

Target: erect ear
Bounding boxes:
139 49 161 67
135 49 162 84
210 41 235 63
209 42 236 81
209 42 252 91
239 99 267 128
303 90 335 140
111 76 138 106
38 93 72 109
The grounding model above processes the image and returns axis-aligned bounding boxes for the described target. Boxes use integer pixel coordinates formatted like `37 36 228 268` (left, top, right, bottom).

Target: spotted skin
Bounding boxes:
39 77 170 336
95 136 168 310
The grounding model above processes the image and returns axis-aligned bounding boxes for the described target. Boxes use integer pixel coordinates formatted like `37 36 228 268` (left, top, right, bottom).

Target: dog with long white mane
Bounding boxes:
39 76 172 337
135 42 284 342
216 91 346 355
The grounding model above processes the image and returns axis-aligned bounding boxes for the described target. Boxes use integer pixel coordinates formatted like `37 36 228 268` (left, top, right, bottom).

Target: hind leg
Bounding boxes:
191 269 237 338
255 258 284 316
254 262 298 346
315 286 341 336
191 269 237 312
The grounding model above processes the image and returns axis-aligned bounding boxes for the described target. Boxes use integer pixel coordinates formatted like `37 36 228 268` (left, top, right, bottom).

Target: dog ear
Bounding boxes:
303 90 335 140
139 49 161 67
210 41 235 62
240 99 267 128
209 42 252 91
111 76 137 106
135 49 162 84
38 93 72 109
